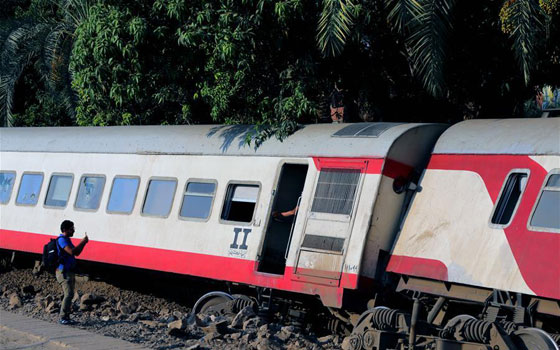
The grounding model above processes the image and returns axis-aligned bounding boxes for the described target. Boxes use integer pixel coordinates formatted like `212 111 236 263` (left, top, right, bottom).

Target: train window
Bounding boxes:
75 175 106 211
142 178 177 217
311 168 360 215
490 171 528 226
107 176 140 214
221 183 259 223
529 172 560 231
16 173 44 206
0 171 16 204
180 181 216 220
44 174 73 208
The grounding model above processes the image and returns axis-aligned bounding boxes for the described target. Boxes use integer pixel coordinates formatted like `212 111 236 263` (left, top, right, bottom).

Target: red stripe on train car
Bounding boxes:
0 229 359 307
386 255 448 280
390 154 560 300
312 157 413 179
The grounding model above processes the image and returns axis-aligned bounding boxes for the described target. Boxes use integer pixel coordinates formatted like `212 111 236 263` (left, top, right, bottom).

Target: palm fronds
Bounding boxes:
385 0 455 98
507 0 544 85
0 0 91 126
317 0 356 57
384 0 422 33
0 24 47 126
405 0 455 98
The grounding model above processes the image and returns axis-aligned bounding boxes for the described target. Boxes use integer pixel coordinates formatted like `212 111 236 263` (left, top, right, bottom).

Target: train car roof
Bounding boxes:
0 122 445 158
433 118 560 155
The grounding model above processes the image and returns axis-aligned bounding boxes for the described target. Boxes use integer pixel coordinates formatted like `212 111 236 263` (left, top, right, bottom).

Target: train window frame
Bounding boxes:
310 167 362 218
219 181 261 226
15 172 44 207
488 169 530 229
0 170 16 205
527 169 560 233
178 178 217 223
44 173 74 209
74 174 106 212
106 175 141 215
141 176 178 219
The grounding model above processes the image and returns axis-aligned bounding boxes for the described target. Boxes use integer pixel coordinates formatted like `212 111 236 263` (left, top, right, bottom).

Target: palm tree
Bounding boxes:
317 0 357 57
317 0 553 98
0 0 91 127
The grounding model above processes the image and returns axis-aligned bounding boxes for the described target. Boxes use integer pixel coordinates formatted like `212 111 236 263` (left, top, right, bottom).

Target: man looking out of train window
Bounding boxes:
56 220 89 325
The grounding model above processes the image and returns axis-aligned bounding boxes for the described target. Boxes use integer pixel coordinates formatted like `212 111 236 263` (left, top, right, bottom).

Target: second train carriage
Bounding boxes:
347 118 560 350
388 119 560 302
0 122 446 308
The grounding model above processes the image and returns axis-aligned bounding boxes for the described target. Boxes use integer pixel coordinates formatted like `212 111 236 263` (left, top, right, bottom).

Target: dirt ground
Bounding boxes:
0 260 344 350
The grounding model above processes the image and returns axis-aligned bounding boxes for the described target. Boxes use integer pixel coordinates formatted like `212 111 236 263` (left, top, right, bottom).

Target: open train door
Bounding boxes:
294 159 366 285
257 163 308 274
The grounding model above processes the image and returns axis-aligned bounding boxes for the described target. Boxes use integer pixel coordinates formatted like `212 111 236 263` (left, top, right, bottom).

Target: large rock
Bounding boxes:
202 332 220 342
139 320 159 328
242 316 264 331
231 305 256 328
8 293 22 309
45 301 59 313
80 293 104 305
276 328 292 341
117 301 133 315
201 320 228 335
167 318 187 330
257 324 271 339
252 338 281 350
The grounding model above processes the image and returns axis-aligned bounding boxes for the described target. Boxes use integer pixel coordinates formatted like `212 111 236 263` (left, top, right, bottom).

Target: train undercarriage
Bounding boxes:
343 276 560 350
189 274 560 350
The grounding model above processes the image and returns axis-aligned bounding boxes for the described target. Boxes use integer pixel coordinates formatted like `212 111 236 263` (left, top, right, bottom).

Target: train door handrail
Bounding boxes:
285 195 302 260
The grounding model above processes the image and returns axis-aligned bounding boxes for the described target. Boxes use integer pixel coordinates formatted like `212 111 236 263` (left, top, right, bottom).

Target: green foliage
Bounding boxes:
71 1 198 126
71 4 146 125
1 0 558 142
174 0 318 141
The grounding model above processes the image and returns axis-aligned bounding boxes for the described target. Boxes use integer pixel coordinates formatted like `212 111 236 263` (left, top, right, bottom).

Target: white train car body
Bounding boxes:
0 123 445 307
388 119 560 301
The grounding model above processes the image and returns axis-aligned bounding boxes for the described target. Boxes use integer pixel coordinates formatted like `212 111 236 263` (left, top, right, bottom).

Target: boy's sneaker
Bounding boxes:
59 317 73 325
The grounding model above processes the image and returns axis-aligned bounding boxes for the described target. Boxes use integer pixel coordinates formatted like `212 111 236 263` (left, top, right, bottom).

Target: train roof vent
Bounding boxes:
332 122 403 137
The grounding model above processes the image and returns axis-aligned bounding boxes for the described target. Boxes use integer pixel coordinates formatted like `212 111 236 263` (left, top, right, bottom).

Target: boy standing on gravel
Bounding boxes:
56 220 89 324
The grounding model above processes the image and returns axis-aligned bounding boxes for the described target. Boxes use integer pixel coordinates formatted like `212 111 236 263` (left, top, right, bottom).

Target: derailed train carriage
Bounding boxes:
0 119 559 349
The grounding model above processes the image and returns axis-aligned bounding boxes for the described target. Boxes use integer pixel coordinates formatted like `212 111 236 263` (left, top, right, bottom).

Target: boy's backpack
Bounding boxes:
42 237 61 271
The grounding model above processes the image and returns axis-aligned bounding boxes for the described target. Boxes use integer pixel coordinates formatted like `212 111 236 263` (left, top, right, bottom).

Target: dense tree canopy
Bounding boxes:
1 0 558 141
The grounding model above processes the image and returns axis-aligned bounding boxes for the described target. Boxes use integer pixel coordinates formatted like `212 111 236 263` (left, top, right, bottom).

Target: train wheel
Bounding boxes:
513 328 560 350
192 291 234 315
344 306 399 350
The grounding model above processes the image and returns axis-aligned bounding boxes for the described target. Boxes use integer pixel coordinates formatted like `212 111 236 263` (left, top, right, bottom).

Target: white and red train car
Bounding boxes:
0 122 444 309
388 119 560 303
355 118 559 350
